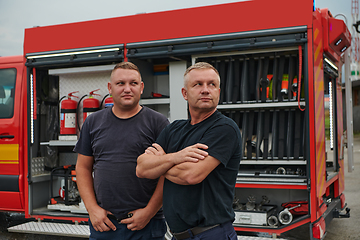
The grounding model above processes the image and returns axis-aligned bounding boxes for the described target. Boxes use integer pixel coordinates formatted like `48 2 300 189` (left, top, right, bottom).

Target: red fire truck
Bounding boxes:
0 0 354 239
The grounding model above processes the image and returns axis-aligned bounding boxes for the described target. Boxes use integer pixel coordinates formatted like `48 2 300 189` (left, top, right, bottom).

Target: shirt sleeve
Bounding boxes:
73 119 93 156
200 124 240 167
156 117 170 138
156 124 170 152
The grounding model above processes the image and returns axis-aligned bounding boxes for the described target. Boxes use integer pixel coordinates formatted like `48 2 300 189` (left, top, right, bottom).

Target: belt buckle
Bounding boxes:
107 213 133 224
173 224 220 240
172 231 190 240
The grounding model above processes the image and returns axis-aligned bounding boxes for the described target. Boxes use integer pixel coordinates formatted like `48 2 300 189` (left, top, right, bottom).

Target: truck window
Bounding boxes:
0 68 16 118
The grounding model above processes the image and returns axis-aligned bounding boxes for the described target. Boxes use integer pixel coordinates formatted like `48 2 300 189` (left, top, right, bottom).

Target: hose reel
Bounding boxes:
278 204 301 225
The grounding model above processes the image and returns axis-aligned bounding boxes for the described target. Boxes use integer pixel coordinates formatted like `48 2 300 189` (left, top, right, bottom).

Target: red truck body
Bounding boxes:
0 1 352 238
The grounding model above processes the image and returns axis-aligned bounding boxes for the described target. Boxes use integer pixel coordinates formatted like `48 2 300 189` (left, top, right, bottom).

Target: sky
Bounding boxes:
0 0 354 57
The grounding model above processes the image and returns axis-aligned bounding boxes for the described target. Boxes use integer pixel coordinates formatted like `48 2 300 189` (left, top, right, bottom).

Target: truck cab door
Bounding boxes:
0 59 25 212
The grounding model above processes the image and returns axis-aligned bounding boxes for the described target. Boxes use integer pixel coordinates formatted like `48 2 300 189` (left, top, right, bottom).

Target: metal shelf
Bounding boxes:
40 140 78 146
235 172 308 187
236 177 307 185
240 160 306 165
31 173 51 183
218 101 305 110
140 98 170 105
233 215 310 231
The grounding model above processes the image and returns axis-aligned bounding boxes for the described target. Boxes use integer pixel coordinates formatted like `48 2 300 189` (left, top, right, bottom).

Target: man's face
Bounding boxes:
182 68 220 112
108 68 144 110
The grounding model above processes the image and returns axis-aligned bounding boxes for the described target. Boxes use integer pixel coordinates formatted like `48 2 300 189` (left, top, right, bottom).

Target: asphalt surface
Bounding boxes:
1 136 360 240
320 134 360 240
279 135 360 240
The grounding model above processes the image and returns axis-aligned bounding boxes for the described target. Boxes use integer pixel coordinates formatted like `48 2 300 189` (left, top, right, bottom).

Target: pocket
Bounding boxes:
227 230 237 240
151 218 167 238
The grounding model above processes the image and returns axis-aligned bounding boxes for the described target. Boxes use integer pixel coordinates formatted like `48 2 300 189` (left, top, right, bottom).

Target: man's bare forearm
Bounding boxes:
164 163 191 185
164 155 221 185
143 176 165 217
76 160 98 212
136 153 175 179
137 143 209 179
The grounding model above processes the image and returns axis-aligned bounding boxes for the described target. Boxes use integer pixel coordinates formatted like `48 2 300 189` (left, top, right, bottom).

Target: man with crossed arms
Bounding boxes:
137 62 241 240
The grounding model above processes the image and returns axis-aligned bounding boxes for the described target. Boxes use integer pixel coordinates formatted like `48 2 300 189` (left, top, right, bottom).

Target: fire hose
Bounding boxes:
278 204 302 225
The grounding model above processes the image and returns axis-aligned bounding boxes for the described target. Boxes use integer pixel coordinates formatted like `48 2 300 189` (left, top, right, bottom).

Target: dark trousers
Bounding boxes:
171 221 237 240
89 217 167 240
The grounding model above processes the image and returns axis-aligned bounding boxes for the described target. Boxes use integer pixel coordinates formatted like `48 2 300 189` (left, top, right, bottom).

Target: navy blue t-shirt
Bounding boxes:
156 110 241 233
73 106 169 219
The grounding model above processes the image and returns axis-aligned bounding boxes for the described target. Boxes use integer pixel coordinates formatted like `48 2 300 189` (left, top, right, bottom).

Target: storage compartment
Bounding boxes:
129 57 189 122
192 44 311 232
193 47 308 183
233 188 309 229
234 205 277 226
29 50 190 218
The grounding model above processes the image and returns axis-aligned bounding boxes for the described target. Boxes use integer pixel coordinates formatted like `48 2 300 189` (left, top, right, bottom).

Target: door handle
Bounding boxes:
0 135 14 139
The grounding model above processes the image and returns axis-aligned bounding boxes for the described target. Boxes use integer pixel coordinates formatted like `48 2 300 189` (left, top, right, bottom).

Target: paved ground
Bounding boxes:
279 135 360 240
319 135 360 240
1 136 360 240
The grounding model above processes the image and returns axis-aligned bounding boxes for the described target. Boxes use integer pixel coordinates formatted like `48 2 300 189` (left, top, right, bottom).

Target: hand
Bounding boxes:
173 143 209 165
88 206 116 232
145 143 166 156
120 208 151 231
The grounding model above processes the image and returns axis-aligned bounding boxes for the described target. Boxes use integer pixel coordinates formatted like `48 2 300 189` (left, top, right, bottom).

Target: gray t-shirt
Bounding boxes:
73 106 169 219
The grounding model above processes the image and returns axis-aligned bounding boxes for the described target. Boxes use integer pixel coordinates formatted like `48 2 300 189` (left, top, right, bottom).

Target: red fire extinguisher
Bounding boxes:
104 94 114 108
83 89 100 122
60 91 78 136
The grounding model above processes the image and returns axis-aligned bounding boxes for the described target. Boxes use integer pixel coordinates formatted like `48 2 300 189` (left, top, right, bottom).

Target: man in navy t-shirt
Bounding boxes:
137 62 241 240
74 62 169 240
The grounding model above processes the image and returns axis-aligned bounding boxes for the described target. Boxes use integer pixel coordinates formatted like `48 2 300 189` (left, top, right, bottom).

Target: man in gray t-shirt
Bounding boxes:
74 62 169 240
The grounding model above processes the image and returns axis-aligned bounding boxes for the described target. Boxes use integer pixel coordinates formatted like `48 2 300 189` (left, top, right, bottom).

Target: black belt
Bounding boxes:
172 224 220 240
107 213 133 224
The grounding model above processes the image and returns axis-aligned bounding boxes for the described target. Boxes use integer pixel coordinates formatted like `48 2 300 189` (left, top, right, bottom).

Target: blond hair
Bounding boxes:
184 62 220 88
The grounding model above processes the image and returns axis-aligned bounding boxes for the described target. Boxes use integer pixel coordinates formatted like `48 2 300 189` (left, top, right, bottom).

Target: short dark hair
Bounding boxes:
112 61 140 74
111 61 142 81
